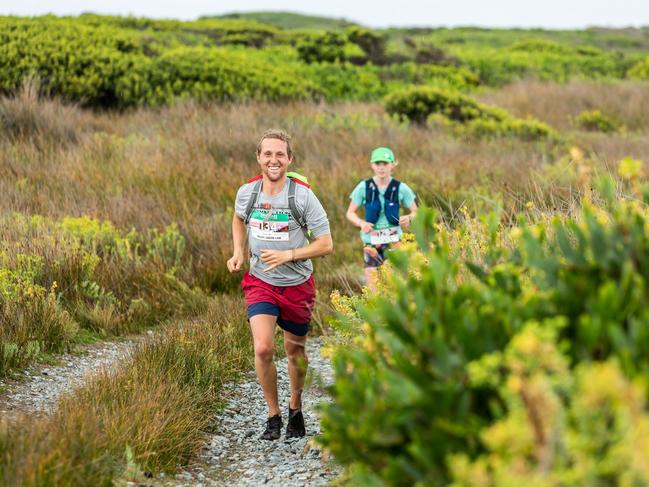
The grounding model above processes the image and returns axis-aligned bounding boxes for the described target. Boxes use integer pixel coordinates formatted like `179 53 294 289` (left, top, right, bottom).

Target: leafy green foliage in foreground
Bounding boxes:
321 178 649 485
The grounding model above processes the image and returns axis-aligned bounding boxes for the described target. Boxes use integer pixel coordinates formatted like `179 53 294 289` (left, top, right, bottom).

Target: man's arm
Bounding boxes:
260 234 333 272
227 213 247 273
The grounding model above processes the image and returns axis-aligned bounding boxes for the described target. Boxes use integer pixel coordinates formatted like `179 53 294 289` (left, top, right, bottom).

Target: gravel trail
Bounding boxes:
0 337 137 417
166 337 341 487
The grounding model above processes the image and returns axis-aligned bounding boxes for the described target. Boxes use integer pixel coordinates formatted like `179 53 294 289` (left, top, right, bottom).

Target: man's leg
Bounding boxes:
283 330 308 409
250 314 280 417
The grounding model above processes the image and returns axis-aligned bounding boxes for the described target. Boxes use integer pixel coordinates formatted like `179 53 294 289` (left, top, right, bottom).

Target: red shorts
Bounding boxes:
241 272 316 336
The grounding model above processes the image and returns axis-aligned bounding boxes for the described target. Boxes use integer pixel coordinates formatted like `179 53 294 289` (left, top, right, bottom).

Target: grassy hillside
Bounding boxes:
1 14 648 108
213 11 357 30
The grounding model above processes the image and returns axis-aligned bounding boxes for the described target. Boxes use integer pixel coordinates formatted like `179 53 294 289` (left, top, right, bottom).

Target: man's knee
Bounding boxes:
255 342 275 362
285 340 307 364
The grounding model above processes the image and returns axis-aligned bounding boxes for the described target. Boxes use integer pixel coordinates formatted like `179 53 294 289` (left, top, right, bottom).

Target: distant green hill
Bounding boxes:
208 11 358 30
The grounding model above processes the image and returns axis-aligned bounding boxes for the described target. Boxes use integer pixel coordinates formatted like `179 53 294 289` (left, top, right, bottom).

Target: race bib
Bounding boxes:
249 210 290 241
370 227 400 245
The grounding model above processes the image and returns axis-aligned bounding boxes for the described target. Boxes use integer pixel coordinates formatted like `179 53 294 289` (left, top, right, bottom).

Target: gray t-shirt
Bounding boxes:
235 179 331 286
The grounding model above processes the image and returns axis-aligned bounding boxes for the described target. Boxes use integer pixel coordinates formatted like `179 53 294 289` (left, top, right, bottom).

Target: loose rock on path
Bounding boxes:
166 337 341 487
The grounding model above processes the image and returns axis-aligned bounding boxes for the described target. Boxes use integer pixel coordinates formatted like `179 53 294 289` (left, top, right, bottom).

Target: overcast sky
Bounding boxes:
2 0 648 29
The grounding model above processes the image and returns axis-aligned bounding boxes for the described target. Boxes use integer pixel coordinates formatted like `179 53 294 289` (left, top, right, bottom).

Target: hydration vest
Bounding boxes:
364 178 401 225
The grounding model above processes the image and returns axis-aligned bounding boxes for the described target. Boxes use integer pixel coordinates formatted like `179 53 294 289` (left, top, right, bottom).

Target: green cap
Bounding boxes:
370 147 395 164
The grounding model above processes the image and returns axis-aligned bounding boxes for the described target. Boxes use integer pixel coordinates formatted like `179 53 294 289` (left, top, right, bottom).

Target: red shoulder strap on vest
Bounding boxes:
246 175 310 188
290 177 310 189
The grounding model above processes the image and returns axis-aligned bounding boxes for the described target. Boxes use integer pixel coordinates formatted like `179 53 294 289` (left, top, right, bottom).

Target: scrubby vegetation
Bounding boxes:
0 11 649 485
384 86 558 140
0 297 252 486
321 163 649 485
576 109 620 132
1 15 647 107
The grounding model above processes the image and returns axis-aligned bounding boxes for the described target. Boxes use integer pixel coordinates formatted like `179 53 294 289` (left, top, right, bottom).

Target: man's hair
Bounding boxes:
256 128 293 159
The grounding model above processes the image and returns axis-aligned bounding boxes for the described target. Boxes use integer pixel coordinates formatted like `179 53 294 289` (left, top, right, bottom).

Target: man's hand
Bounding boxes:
227 253 244 273
360 221 374 233
260 249 292 272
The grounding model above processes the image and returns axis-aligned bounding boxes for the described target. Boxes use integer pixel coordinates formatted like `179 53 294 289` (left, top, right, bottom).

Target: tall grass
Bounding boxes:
1 87 647 372
4 97 641 268
0 212 209 377
477 80 649 132
0 296 252 486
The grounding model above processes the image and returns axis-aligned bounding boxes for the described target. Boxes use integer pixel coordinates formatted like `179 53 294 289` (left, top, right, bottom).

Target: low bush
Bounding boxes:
385 86 557 140
346 27 387 64
296 31 347 64
628 56 649 79
385 86 505 124
461 115 559 140
0 18 144 107
0 259 78 372
455 45 627 85
575 109 620 132
0 213 209 376
116 47 319 106
320 174 649 485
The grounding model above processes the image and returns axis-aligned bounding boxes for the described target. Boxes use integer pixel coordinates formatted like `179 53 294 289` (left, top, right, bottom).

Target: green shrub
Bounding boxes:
628 56 649 79
296 31 347 64
380 63 479 91
0 255 78 374
461 116 558 140
320 183 649 485
300 62 385 100
575 109 620 132
384 86 557 140
0 18 145 107
508 38 576 55
451 324 649 486
385 86 504 124
116 47 319 106
346 27 387 64
455 45 627 85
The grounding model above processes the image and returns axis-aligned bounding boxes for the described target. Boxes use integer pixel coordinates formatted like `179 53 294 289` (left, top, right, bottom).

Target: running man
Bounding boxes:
346 146 417 290
227 129 333 440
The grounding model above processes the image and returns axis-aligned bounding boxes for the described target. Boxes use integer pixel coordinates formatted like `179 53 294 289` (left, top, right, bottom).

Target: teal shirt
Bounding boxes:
350 178 416 245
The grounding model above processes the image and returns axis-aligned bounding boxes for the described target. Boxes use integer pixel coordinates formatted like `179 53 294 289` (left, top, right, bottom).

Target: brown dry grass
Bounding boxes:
1 87 647 364
477 80 649 132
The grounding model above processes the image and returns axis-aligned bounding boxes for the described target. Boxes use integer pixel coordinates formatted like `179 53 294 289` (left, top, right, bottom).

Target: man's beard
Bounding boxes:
265 167 285 181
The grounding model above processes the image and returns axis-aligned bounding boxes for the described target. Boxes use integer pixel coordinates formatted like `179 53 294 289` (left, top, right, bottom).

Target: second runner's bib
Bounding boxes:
370 227 399 245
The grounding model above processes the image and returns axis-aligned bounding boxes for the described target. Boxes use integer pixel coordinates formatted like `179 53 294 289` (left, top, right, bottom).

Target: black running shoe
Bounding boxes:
286 407 306 438
261 414 283 441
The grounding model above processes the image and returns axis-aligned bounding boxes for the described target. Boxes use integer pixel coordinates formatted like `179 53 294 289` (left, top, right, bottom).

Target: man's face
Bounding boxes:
257 138 292 182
